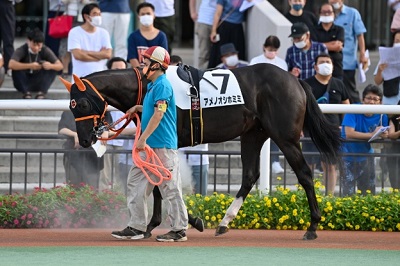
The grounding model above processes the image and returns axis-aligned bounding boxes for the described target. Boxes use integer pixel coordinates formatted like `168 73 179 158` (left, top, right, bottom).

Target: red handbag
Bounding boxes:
48 15 73 38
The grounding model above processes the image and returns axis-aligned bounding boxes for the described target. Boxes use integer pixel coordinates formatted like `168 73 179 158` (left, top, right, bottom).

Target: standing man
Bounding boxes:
0 0 22 76
68 3 112 77
304 53 349 195
329 0 367 103
285 0 318 41
146 0 175 53
286 22 328 80
98 0 130 60
111 46 188 242
189 0 217 70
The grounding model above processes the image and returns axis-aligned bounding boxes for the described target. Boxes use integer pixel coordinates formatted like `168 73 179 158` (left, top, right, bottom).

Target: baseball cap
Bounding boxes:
220 43 238 57
288 22 309 38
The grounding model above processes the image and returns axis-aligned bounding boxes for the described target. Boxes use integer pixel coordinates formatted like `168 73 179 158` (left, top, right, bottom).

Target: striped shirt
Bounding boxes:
285 41 328 80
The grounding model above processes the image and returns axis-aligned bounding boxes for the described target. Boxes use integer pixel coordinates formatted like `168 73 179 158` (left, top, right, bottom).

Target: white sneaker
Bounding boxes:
6 69 12 77
272 161 284 174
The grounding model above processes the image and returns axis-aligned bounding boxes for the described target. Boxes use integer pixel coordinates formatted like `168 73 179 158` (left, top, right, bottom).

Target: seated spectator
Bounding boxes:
286 22 328 80
58 110 110 189
0 52 5 87
374 30 400 105
341 84 389 196
218 43 248 70
249 35 288 71
285 0 318 41
315 3 344 80
127 2 168 68
8 28 63 99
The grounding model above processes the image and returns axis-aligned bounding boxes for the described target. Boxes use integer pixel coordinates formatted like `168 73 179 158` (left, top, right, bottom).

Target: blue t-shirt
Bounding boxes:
217 0 245 24
141 74 177 149
127 30 168 65
98 0 130 13
341 108 389 162
334 5 367 70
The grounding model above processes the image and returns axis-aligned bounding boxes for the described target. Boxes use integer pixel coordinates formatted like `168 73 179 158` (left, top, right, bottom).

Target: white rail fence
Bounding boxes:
2 100 400 191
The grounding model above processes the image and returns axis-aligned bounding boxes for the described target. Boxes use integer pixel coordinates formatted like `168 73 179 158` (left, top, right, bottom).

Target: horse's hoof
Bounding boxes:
144 231 152 239
193 217 204 232
302 231 318 240
215 226 229 236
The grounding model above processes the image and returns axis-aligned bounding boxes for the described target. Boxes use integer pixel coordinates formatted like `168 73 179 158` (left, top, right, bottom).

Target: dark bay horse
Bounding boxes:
60 64 341 240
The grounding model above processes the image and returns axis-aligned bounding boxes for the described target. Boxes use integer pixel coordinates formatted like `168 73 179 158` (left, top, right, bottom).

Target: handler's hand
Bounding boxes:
126 105 143 119
135 137 146 150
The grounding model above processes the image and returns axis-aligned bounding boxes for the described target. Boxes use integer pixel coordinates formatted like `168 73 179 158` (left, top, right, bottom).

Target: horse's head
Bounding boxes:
59 74 108 148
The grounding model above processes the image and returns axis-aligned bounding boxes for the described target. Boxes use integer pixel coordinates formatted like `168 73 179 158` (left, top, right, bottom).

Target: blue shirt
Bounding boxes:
98 0 130 13
198 0 217 25
217 0 245 24
127 30 168 65
285 41 328 80
141 74 178 149
334 5 367 70
341 109 389 162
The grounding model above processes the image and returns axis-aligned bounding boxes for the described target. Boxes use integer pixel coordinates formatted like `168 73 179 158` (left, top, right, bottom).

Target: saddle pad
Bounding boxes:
166 66 245 110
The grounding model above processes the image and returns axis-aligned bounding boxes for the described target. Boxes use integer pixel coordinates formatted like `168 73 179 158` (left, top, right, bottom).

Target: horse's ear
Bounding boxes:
58 76 72 92
73 74 86 92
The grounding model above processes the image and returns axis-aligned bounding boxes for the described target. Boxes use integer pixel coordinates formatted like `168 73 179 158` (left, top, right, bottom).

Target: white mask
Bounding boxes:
294 40 307 49
332 2 342 10
319 16 334 24
264 50 277 59
89 16 102 27
140 15 154 27
394 43 400 47
225 54 239 67
317 63 333 76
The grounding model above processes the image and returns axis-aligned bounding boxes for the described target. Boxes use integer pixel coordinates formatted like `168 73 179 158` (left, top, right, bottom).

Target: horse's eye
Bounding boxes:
77 99 92 113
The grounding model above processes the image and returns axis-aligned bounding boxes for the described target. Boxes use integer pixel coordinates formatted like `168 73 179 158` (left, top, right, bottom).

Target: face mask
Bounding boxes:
394 43 400 47
294 40 307 49
264 50 277 59
292 4 303 11
225 54 239 67
317 63 333 76
140 15 154 27
319 15 334 24
332 2 342 10
89 16 102 27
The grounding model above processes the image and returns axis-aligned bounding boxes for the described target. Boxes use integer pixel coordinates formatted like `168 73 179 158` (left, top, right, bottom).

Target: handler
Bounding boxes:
111 46 188 242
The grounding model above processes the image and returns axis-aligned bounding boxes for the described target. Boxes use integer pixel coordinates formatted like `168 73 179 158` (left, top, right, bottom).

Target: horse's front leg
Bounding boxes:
216 131 266 236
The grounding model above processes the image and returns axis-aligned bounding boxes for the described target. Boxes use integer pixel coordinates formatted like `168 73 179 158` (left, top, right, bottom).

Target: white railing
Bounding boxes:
2 100 400 191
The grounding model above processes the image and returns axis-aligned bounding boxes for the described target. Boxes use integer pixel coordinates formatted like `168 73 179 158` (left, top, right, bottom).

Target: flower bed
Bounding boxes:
1 181 400 231
0 185 128 228
186 180 400 232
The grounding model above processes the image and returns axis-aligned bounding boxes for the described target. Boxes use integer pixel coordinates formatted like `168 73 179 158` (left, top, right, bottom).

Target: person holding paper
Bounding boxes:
374 30 400 105
329 0 367 104
58 110 111 189
341 84 390 196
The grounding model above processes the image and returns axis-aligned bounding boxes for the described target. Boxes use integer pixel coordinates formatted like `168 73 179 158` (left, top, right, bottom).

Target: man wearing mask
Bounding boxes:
285 0 318 41
304 53 349 195
127 2 168 68
219 43 248 69
286 22 328 80
68 3 112 78
328 0 367 103
315 3 344 80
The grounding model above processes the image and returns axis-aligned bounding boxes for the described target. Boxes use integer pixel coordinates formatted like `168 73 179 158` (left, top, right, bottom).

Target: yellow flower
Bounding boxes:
272 197 278 203
217 214 222 219
255 223 260 229
370 216 376 221
282 225 288 230
263 217 269 223
293 209 298 216
355 225 360 230
372 227 376 231
336 210 342 214
204 196 210 202
205 215 210 220
189 200 194 206
299 219 304 224
277 176 282 181
188 210 193 215
291 195 296 203
211 216 216 221
320 216 325 222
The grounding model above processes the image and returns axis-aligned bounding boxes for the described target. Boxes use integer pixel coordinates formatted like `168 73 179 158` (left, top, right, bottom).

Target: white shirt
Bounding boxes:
198 0 217 26
249 54 288 71
179 144 209 166
146 0 175 17
68 26 112 77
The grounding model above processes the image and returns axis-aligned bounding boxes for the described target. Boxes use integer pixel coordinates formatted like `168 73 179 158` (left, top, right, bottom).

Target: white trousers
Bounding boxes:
101 12 131 60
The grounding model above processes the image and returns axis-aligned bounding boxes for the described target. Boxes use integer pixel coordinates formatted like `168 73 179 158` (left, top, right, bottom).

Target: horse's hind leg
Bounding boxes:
215 130 267 236
279 141 320 240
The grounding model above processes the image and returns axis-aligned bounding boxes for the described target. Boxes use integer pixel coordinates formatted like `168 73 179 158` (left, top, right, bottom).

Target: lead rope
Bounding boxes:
131 113 172 186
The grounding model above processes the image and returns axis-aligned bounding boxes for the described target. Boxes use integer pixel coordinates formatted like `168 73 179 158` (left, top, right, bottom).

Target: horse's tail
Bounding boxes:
299 79 342 165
